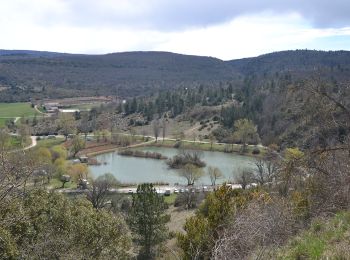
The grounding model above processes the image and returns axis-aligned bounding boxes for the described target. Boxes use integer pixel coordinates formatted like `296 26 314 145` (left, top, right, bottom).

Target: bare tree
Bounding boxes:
152 120 160 142
253 159 277 186
212 199 297 260
0 149 37 205
178 163 204 186
209 133 216 150
0 128 10 150
235 169 254 190
78 113 90 140
87 173 119 209
58 113 76 140
162 119 167 142
18 124 31 147
70 135 85 158
207 166 223 187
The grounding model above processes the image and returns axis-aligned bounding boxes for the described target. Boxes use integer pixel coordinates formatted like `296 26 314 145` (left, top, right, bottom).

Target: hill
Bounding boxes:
228 49 350 75
0 51 237 101
1 49 350 103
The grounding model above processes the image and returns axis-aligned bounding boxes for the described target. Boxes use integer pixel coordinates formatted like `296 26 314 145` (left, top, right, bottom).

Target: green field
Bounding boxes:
0 102 36 117
0 117 12 127
0 103 37 127
64 102 104 111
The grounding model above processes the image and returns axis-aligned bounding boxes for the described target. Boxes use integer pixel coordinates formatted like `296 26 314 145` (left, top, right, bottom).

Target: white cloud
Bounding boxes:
1 2 350 59
151 13 350 59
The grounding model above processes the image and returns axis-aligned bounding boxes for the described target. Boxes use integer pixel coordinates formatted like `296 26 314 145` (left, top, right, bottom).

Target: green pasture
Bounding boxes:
0 102 36 117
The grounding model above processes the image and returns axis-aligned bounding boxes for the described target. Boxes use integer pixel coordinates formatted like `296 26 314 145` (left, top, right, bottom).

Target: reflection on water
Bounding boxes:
89 147 255 185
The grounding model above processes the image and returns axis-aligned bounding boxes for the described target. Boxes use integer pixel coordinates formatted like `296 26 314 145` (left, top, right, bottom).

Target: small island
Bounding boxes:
118 149 168 160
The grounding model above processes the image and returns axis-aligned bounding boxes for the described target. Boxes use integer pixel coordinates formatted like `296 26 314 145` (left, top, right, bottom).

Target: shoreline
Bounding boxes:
86 140 265 161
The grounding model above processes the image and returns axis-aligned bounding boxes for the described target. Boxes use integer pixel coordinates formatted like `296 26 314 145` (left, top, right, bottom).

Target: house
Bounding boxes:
79 155 88 163
44 102 59 113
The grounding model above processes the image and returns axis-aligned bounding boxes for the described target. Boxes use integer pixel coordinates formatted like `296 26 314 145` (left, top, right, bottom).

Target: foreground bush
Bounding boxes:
0 190 131 259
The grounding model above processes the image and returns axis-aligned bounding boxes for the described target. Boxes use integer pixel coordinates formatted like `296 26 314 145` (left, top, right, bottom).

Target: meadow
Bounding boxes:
0 102 37 117
0 102 37 126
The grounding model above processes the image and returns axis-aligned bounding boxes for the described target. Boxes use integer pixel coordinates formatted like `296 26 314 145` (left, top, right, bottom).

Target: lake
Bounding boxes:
89 146 256 185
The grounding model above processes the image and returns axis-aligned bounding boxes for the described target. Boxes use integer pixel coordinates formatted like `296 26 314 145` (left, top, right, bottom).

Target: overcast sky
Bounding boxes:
1 0 350 60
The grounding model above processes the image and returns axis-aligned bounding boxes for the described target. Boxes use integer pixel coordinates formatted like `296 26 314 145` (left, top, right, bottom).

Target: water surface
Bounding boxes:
89 146 255 185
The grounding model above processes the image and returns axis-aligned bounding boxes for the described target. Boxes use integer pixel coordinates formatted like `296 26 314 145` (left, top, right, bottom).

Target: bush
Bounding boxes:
174 141 182 148
252 147 260 154
167 151 206 169
212 115 220 121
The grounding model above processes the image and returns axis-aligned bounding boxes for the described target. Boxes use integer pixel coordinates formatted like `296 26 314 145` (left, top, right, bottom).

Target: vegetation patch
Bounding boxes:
167 150 206 169
118 149 168 160
274 212 350 259
0 118 12 127
0 102 36 117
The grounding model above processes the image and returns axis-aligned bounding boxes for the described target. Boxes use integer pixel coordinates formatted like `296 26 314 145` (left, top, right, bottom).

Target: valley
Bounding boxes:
1 49 349 259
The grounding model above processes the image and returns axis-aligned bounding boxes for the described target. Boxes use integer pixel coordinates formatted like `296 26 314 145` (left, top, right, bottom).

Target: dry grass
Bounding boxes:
158 206 195 260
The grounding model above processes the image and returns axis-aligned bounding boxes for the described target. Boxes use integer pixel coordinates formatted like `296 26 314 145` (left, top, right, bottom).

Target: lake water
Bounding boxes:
89 147 255 185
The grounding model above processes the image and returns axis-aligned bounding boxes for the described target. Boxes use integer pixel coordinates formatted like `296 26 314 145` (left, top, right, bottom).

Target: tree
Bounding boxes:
162 119 167 142
0 128 10 151
235 169 254 190
68 163 90 184
87 173 119 209
35 147 54 184
130 128 137 143
70 135 85 158
178 185 245 260
152 120 160 142
233 119 259 153
58 113 76 140
179 163 204 186
127 183 169 259
78 113 90 139
60 174 71 188
253 158 276 186
0 190 131 259
32 113 38 126
277 148 304 197
207 166 223 187
18 124 30 147
209 133 216 150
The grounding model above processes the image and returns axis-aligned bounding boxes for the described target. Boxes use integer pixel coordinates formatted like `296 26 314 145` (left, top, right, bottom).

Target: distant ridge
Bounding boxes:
1 49 350 101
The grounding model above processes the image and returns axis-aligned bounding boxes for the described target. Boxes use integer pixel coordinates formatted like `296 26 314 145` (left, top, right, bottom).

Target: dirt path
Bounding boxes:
34 105 47 115
23 136 37 150
9 136 37 153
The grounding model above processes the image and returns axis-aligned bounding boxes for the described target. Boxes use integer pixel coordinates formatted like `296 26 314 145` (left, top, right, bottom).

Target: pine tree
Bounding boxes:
127 183 169 259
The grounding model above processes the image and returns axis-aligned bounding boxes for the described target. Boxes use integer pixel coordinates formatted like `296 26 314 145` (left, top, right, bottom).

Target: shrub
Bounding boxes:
174 141 182 148
167 151 206 169
252 147 260 154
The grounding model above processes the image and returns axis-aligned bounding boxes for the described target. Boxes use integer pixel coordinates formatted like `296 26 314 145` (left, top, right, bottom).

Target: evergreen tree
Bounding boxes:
127 183 169 259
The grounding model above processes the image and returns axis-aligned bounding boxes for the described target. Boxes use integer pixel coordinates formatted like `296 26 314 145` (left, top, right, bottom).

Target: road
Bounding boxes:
23 136 37 150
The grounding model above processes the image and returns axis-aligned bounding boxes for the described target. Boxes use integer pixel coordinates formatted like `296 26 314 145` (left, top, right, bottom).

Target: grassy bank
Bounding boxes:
8 135 31 149
144 139 266 157
36 137 65 148
273 211 350 259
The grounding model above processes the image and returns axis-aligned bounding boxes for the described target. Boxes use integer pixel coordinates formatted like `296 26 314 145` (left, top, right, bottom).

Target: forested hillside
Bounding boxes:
0 51 237 101
2 49 348 147
1 49 350 103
